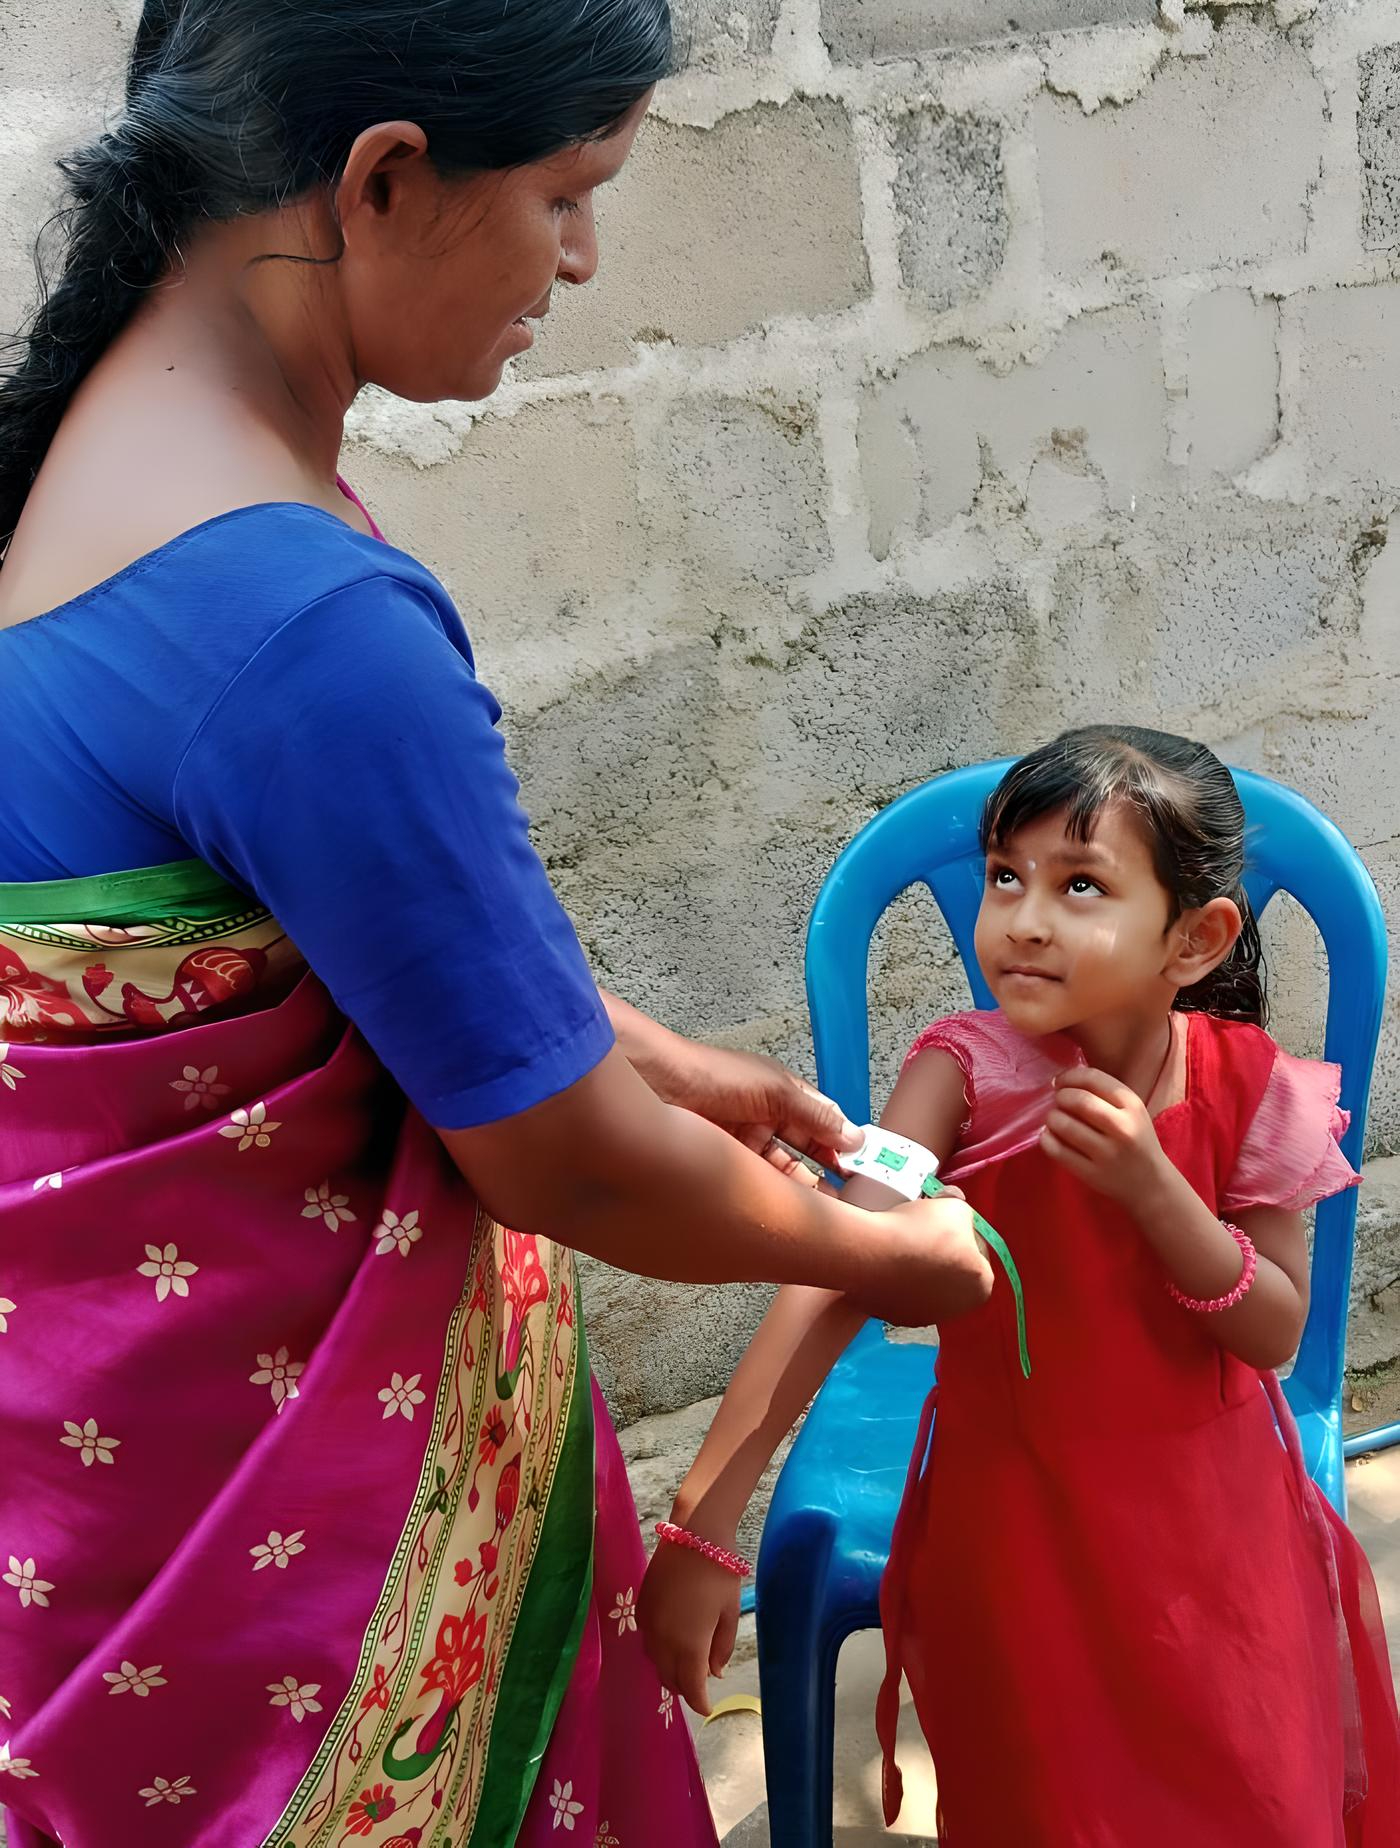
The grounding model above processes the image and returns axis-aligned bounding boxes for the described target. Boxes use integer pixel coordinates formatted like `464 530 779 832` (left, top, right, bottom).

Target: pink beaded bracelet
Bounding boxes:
655 1521 754 1580
1167 1220 1258 1314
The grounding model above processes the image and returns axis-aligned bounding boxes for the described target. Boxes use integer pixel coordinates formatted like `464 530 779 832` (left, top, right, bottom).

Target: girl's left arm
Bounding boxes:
1044 1068 1309 1371
1131 1182 1308 1371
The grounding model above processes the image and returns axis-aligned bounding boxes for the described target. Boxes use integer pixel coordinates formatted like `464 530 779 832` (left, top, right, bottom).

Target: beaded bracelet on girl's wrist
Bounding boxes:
1167 1220 1258 1314
654 1521 754 1579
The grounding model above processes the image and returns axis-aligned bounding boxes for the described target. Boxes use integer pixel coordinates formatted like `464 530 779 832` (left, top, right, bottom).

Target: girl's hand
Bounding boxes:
1041 1066 1173 1208
639 1530 741 1717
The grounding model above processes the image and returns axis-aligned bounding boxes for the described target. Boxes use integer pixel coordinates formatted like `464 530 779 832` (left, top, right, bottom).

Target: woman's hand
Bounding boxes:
602 991 860 1169
866 1192 991 1325
1041 1066 1173 1209
639 1530 742 1717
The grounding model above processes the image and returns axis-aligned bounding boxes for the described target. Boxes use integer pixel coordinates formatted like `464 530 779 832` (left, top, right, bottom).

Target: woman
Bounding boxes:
0 4 987 1845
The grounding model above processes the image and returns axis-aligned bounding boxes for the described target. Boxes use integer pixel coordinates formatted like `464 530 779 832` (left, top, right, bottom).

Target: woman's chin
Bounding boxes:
370 363 508 408
446 358 510 403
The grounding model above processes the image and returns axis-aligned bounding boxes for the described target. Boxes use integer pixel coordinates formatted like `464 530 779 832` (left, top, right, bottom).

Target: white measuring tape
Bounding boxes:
834 1126 941 1201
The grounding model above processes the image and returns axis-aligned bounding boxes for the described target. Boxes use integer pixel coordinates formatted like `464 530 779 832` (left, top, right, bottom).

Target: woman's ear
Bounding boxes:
1165 896 1243 989
336 121 432 235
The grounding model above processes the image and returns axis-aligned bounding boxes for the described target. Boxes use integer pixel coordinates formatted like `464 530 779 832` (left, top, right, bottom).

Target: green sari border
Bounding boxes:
473 1322 596 1848
0 857 253 924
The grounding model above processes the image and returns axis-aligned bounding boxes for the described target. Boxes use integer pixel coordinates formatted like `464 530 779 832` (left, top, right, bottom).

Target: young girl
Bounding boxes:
640 725 1400 1845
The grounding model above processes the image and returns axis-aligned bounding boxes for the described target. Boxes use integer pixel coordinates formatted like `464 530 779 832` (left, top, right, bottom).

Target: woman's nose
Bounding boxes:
558 198 599 288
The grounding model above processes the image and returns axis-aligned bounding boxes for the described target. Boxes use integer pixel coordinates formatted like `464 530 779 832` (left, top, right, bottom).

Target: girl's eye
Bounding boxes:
988 865 1019 889
1067 876 1103 896
555 198 583 217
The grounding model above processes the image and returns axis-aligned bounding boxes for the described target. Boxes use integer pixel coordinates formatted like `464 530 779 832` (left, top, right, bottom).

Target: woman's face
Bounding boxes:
337 93 652 403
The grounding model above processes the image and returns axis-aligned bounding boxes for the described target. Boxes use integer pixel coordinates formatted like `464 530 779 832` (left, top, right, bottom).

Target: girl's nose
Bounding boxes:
1007 898 1051 944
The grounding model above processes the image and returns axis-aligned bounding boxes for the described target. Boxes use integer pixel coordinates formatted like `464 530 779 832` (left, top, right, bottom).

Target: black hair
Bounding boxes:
981 724 1268 1026
0 0 673 557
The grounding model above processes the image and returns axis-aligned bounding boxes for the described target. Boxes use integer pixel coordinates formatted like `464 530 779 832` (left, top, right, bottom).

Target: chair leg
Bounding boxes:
755 1566 840 1848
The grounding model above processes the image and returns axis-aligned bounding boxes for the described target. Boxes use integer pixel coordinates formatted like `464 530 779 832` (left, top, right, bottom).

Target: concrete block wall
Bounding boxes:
3 2 1400 1433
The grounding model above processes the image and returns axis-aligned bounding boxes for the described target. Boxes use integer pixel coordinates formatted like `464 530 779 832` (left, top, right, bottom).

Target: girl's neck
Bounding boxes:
1069 1010 1180 1108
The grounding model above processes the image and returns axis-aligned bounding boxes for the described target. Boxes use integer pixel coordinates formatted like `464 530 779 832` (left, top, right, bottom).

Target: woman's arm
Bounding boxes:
638 1048 977 1712
440 1044 988 1327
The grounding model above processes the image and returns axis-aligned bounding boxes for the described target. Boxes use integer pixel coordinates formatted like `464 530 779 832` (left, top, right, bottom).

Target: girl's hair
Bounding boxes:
981 724 1268 1027
0 0 673 557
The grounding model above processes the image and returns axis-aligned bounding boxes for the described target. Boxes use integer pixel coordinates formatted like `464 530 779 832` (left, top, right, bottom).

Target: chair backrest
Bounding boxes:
806 761 1388 1415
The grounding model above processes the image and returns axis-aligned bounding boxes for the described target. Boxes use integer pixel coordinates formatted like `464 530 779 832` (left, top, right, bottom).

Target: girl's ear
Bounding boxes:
1165 896 1242 989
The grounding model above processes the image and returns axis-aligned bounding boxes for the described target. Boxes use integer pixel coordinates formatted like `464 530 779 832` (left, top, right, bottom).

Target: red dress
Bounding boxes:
876 1009 1400 1846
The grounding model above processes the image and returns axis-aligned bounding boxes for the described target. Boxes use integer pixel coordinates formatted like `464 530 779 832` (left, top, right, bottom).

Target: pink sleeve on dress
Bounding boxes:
902 1013 984 1117
901 1011 1082 1183
1221 1045 1361 1215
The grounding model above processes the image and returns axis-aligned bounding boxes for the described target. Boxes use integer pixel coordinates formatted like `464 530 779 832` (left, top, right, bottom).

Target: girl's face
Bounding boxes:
335 93 652 404
974 802 1187 1040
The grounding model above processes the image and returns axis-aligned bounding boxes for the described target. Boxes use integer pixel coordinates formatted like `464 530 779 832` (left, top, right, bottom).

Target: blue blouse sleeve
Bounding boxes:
171 572 613 1128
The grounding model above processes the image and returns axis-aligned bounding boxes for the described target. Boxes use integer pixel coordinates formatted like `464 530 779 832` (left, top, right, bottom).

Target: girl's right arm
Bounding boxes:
638 1046 976 1713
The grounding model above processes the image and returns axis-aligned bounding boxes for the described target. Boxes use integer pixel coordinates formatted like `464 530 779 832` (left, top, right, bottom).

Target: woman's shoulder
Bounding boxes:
2 502 471 682
111 501 456 628
161 503 467 650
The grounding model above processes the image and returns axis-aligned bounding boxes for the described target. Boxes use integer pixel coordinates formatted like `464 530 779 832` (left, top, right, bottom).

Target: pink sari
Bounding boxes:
0 866 716 1844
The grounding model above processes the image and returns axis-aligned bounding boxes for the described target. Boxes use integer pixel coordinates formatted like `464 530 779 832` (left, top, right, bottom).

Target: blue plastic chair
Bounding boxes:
755 759 1388 1848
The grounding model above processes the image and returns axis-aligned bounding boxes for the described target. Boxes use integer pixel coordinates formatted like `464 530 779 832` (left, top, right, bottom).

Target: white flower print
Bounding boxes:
0 1045 24 1092
4 1556 53 1610
250 1346 304 1411
609 1588 637 1637
0 1742 37 1780
60 1417 121 1468
377 1371 426 1422
267 1675 323 1722
139 1774 196 1807
0 1295 14 1335
302 1182 356 1232
374 1208 423 1259
595 1826 620 1848
659 1686 675 1729
137 1242 198 1303
31 1171 62 1192
170 1065 229 1112
250 1529 306 1572
103 1661 166 1698
549 1779 584 1831
0 1693 9 1718
219 1101 280 1152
